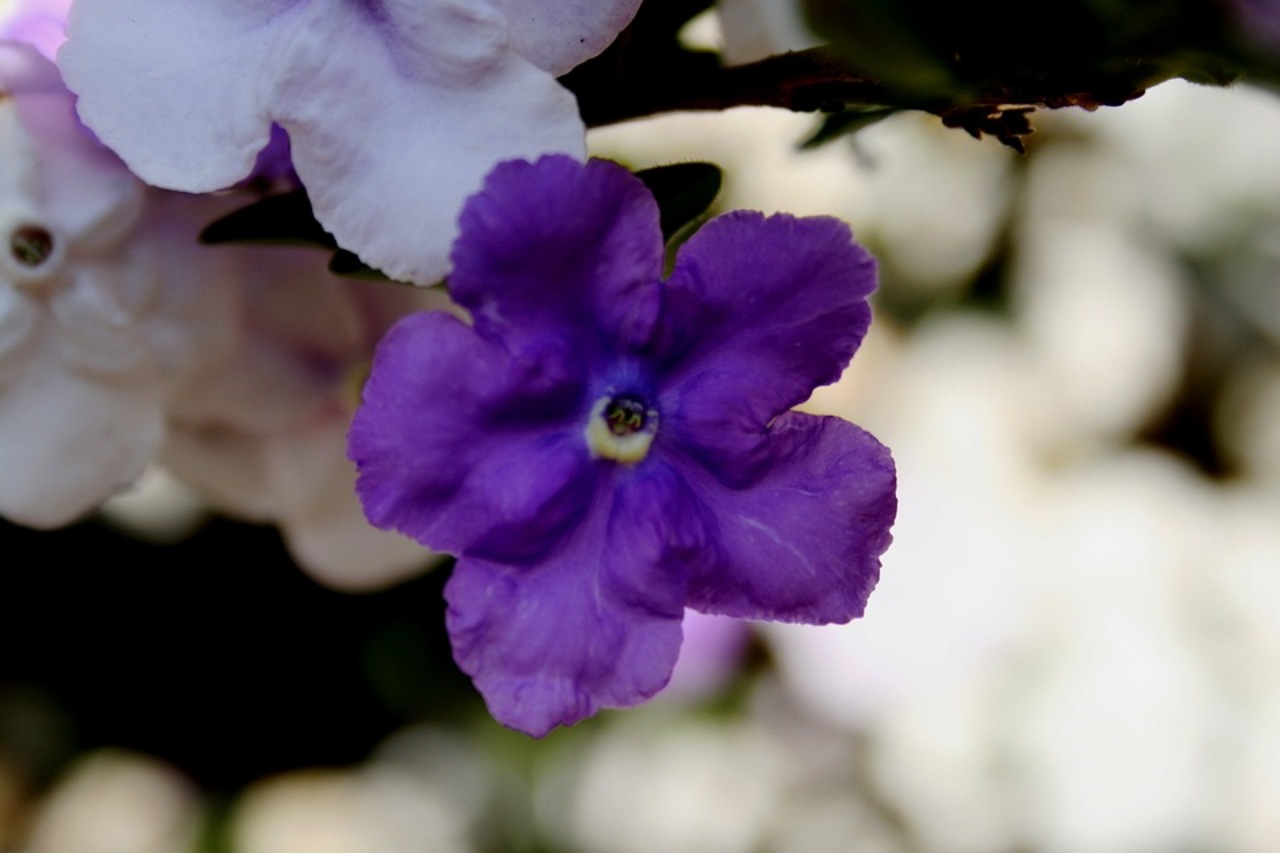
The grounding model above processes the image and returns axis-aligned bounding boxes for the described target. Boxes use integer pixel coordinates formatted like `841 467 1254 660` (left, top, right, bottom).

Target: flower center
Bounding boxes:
10 225 54 268
604 396 648 436
585 393 658 463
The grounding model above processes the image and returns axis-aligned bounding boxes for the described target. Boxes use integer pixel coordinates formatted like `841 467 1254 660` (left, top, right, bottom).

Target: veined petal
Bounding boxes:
656 212 876 476
445 465 695 736
682 412 896 625
59 0 287 192
491 0 641 75
281 10 586 284
60 0 589 285
450 156 663 359
349 310 593 561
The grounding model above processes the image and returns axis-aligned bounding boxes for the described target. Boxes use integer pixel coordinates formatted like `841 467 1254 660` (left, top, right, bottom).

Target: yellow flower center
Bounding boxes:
584 394 657 463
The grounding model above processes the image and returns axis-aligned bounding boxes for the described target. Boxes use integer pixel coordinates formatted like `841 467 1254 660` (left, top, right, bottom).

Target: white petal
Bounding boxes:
1 42 143 246
0 284 38 379
60 0 587 285
266 419 438 592
160 426 276 519
58 0 288 191
0 346 163 527
51 261 155 376
490 0 641 75
127 193 243 385
278 1 586 283
167 248 366 432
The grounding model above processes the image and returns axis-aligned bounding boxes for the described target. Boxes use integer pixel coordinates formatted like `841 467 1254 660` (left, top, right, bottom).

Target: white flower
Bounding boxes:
163 248 444 591
57 0 641 285
0 41 236 527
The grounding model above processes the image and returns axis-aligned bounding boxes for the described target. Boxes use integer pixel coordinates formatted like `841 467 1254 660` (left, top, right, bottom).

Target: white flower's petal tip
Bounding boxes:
495 0 642 74
283 457 442 594
58 0 280 192
293 54 586 285
0 365 162 528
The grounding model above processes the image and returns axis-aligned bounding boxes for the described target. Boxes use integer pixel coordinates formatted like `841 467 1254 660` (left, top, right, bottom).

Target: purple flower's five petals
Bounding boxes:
349 156 897 734
450 156 664 359
446 466 696 736
350 311 592 561
656 213 875 472
684 412 896 624
58 0 610 284
491 0 641 75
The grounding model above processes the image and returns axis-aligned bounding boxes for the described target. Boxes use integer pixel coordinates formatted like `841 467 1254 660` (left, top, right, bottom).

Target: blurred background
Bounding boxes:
5 10 1280 853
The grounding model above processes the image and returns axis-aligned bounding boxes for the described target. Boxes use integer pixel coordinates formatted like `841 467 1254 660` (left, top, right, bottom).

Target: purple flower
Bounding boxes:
348 156 897 736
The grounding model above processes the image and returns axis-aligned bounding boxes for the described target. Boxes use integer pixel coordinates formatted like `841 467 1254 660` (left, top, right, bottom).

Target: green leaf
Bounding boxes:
802 106 899 149
199 191 336 248
635 162 722 242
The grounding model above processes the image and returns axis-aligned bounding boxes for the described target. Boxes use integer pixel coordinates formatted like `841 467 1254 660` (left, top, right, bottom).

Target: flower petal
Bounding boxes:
0 351 163 527
349 310 593 561
490 0 641 75
655 212 876 475
59 0 285 191
60 0 591 285
164 415 437 593
0 0 72 59
276 440 440 594
449 156 664 358
1 42 143 245
682 411 896 624
281 4 588 284
51 261 155 377
0 287 39 381
445 464 695 736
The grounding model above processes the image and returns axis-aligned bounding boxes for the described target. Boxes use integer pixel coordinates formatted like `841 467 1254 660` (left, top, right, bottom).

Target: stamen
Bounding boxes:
10 225 54 268
585 394 658 463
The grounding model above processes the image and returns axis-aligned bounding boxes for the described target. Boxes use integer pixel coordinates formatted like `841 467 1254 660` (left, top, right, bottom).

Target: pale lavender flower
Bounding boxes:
163 249 447 591
0 40 237 526
56 0 641 285
0 0 70 59
349 156 896 735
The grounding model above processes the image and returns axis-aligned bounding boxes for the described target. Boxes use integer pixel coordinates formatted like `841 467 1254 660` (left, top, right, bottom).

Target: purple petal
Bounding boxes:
681 412 896 624
349 311 595 561
445 463 698 736
449 156 664 360
654 212 876 479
